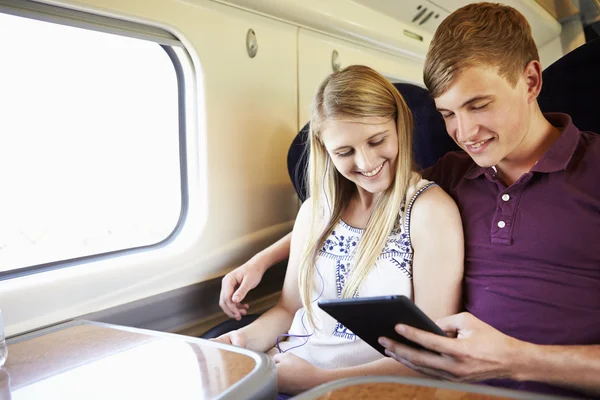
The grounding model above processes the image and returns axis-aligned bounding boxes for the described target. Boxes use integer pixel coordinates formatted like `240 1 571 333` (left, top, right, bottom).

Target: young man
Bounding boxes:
376 3 600 398
219 3 600 398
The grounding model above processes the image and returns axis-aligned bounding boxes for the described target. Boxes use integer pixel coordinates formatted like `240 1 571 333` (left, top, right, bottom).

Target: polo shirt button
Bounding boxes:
502 194 510 201
497 221 506 228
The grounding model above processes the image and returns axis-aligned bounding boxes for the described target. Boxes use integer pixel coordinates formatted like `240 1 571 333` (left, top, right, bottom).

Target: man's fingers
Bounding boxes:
228 298 249 320
394 324 460 356
219 274 240 319
224 297 241 320
219 297 236 319
221 274 235 298
220 269 259 319
393 355 459 381
222 272 255 319
379 336 457 373
435 312 470 333
232 278 255 303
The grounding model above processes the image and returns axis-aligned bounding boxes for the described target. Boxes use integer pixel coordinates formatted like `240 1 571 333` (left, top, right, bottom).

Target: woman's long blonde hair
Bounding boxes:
299 65 417 327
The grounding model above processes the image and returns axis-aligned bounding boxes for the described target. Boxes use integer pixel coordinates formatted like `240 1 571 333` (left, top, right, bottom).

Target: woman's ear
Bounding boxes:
523 60 542 103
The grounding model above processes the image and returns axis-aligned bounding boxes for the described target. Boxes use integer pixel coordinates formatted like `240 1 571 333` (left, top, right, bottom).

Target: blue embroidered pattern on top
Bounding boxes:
334 259 351 298
320 220 412 261
333 317 356 340
322 229 358 256
322 181 437 341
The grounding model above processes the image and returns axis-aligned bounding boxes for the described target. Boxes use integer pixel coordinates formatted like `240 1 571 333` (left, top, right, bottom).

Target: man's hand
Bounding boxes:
273 352 323 395
219 258 267 320
378 312 526 382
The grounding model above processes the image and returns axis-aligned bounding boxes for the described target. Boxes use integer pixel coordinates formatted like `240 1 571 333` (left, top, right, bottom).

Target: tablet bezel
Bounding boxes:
318 295 447 356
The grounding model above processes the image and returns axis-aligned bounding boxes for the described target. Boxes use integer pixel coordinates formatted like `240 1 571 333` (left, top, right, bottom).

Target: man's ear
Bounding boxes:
523 60 542 103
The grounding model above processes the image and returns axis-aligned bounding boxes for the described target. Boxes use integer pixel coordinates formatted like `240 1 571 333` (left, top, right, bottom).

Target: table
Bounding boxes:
0 320 276 399
292 376 570 400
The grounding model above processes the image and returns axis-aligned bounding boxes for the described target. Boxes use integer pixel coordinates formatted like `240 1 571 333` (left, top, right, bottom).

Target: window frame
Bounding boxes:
0 1 191 280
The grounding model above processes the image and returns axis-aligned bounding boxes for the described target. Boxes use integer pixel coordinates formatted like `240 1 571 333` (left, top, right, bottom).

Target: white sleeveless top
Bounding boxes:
276 178 436 369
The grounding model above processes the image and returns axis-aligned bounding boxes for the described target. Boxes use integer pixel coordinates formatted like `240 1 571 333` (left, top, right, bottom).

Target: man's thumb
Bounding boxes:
435 312 468 333
232 281 252 303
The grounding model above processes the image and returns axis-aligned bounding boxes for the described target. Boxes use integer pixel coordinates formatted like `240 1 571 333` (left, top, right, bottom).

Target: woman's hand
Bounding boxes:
211 330 248 348
273 352 324 394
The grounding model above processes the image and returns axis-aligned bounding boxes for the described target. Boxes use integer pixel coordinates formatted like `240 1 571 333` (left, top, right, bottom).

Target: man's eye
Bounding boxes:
442 113 454 119
472 103 489 111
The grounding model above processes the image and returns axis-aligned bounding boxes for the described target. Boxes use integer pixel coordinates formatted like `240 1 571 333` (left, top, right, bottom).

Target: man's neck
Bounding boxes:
496 110 561 186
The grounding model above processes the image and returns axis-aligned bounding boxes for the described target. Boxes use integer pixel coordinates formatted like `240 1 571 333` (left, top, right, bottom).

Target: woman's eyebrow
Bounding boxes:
367 130 388 139
330 130 389 152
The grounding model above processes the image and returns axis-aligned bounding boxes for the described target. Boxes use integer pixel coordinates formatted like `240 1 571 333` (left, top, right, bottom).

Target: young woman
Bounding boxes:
215 65 464 396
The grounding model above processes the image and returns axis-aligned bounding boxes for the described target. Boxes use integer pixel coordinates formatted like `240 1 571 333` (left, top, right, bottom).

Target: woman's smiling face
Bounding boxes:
321 117 399 196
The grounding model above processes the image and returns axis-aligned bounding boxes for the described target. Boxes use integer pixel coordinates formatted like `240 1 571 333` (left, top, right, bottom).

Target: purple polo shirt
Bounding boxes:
423 113 600 398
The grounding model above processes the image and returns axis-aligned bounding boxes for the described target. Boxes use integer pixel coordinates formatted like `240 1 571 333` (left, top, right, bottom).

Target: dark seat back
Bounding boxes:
539 38 600 133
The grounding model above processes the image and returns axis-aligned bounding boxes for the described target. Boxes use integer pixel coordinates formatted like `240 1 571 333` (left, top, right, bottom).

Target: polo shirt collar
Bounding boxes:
464 113 580 180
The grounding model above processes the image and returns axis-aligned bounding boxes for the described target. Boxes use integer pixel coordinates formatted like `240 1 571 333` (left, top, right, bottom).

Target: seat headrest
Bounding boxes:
539 38 600 133
393 83 460 170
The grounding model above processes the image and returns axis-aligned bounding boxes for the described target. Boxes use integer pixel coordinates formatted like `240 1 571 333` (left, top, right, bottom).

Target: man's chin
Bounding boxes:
470 154 498 169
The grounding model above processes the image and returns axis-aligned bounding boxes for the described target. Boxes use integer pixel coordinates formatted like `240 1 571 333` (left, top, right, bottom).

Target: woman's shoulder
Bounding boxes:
293 198 314 233
404 173 437 206
407 180 460 230
400 172 457 220
412 184 455 210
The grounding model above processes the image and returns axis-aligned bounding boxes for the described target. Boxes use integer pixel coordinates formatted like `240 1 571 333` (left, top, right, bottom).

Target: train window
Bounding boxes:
0 11 184 274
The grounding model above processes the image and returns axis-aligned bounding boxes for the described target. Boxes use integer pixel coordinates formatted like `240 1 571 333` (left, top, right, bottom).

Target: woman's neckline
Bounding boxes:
339 219 364 233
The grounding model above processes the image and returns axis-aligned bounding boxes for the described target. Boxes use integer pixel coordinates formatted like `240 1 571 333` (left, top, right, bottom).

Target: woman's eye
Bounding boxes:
370 138 385 146
442 113 454 119
336 151 353 157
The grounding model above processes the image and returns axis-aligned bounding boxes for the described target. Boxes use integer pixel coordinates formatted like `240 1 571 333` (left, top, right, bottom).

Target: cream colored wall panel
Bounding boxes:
2 0 298 336
352 0 450 35
298 28 424 126
559 17 586 55
217 0 431 61
175 5 299 246
539 36 564 69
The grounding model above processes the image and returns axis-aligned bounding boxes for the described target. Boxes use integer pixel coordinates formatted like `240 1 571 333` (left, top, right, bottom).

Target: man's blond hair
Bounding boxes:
424 2 539 98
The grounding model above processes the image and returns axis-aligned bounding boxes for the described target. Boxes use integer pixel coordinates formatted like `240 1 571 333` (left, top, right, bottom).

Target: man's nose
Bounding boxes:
456 114 478 143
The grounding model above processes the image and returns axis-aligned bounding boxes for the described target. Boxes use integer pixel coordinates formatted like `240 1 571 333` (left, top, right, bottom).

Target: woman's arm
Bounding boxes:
219 232 292 319
215 201 311 352
410 185 464 321
274 352 423 394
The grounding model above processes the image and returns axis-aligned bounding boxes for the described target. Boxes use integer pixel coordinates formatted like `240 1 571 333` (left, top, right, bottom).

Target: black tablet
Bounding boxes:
318 295 447 356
